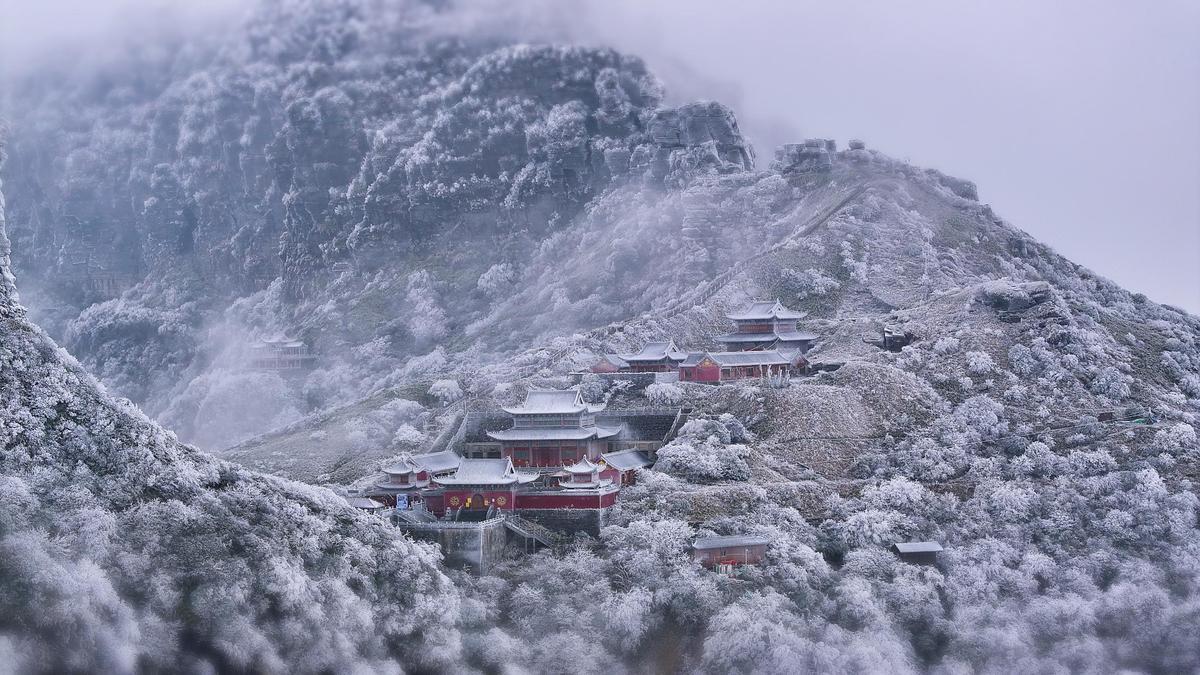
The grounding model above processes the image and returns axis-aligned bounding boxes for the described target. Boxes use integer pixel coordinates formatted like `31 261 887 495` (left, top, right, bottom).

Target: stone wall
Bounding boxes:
516 507 613 537
398 517 509 574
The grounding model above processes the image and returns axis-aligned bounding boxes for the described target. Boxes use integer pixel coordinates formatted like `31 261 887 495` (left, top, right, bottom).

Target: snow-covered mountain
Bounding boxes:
2 0 1200 672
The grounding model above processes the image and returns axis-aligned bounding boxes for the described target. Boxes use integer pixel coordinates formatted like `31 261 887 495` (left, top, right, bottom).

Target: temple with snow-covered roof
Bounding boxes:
417 456 621 524
616 340 688 372
250 336 317 371
679 350 805 383
487 388 623 468
590 300 816 382
715 299 818 352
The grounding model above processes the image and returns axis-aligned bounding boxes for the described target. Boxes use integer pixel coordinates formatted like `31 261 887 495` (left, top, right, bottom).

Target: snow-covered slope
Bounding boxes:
0 158 462 672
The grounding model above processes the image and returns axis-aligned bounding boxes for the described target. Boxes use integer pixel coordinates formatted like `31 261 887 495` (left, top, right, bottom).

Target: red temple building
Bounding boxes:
591 340 687 374
361 450 461 507
420 457 621 517
692 534 771 573
678 350 805 383
487 388 623 469
715 299 818 353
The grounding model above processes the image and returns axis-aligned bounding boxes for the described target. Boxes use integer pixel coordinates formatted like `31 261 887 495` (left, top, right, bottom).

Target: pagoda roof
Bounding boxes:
434 458 538 486
487 425 623 442
726 299 807 321
563 458 603 474
618 340 687 363
502 387 604 415
381 450 461 476
715 328 819 343
693 535 771 550
596 354 629 369
680 350 795 368
256 336 306 349
412 450 462 474
601 449 653 471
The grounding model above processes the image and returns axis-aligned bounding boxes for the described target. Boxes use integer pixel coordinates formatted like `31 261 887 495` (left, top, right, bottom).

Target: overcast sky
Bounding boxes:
2 0 1198 311
578 1 1200 311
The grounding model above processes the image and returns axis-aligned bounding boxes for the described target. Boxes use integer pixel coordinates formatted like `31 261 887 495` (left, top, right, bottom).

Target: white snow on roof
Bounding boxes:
601 449 652 471
563 458 602 474
382 450 461 475
412 450 462 474
488 425 622 441
893 541 944 554
726 299 807 321
681 351 795 367
502 388 586 415
692 535 771 549
619 340 686 362
715 329 818 343
435 458 537 485
344 496 385 510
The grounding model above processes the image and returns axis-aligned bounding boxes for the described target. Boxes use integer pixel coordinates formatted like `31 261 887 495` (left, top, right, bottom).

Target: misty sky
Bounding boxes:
2 0 1197 311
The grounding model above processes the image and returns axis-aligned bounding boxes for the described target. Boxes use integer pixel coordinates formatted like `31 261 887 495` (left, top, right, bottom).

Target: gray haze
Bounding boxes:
2 0 1197 311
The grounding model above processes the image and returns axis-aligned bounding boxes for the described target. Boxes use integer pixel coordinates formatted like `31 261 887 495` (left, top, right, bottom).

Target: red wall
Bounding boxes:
681 364 721 383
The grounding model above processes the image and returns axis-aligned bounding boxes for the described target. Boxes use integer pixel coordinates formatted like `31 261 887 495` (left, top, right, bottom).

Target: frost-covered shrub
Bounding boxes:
430 379 464 404
578 373 607 404
779 267 841 301
1089 366 1130 400
1154 423 1197 455
645 383 684 407
392 423 425 449
933 336 960 354
654 418 750 482
477 263 516 297
965 351 995 375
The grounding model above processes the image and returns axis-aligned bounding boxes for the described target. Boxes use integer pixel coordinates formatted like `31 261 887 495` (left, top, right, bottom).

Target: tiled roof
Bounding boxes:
435 458 538 485
715 329 819 343
563 458 603 474
681 351 796 367
892 541 943 554
619 340 687 362
693 535 771 550
502 388 605 415
487 425 622 441
601 449 653 471
726 299 807 321
344 496 386 510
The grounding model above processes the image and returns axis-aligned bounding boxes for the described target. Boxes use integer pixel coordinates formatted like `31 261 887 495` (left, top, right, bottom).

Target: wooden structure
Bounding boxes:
250 337 317 371
487 388 623 469
715 299 818 353
592 340 687 373
891 541 943 565
678 350 804 384
692 535 770 571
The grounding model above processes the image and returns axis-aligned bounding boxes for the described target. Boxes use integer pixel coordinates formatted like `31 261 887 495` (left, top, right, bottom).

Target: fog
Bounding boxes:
2 0 1197 311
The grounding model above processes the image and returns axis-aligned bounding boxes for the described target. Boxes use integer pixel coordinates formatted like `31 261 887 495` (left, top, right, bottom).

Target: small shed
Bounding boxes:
343 495 389 515
692 535 770 571
891 541 943 565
